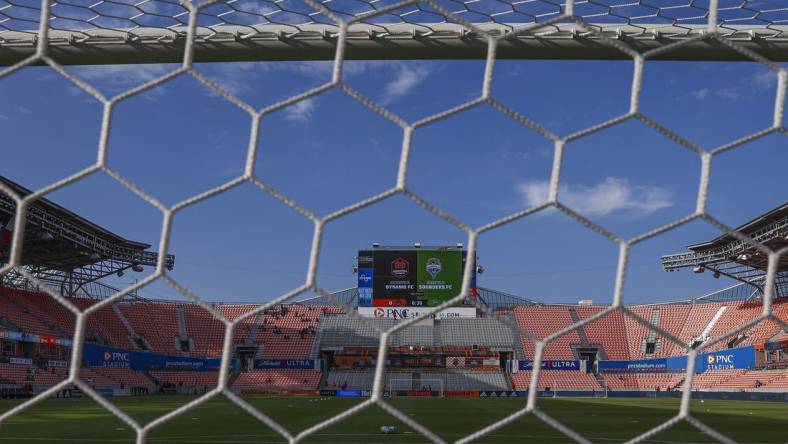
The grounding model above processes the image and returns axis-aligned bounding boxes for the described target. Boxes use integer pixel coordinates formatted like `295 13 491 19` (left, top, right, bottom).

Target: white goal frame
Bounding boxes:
389 378 444 398
1 1 788 65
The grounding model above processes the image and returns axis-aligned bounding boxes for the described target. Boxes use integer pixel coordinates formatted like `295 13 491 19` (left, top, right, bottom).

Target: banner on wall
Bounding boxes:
479 390 528 397
83 343 223 371
518 360 580 371
598 346 755 374
0 330 72 346
253 359 316 370
358 306 476 319
696 346 755 372
598 358 669 373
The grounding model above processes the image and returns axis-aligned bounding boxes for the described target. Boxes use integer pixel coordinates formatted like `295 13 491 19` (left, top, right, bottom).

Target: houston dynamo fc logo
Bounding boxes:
391 258 409 277
426 257 442 279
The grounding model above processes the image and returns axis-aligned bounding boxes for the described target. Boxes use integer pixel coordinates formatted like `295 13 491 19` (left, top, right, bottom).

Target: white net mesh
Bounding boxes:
0 0 787 443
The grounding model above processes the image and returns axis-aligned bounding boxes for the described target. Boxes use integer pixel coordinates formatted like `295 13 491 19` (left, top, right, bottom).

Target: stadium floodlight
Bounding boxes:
693 266 705 274
713 271 721 279
738 254 751 261
131 264 144 273
351 265 358 274
116 270 124 277
372 243 380 249
414 242 421 248
457 243 463 248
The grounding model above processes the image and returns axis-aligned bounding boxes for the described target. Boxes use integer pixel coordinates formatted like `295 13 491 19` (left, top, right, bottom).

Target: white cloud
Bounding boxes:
381 64 430 104
72 64 173 89
687 70 775 101
689 88 709 100
285 98 316 124
517 177 673 217
201 61 432 104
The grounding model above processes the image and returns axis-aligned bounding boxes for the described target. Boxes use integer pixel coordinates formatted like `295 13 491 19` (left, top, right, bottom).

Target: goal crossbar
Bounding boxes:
2 24 788 66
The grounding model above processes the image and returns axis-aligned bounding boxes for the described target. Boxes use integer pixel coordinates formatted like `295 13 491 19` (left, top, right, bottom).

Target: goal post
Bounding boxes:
389 378 444 398
551 381 608 399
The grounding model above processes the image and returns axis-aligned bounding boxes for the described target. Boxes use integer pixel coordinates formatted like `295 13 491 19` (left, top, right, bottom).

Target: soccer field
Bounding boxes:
0 396 786 443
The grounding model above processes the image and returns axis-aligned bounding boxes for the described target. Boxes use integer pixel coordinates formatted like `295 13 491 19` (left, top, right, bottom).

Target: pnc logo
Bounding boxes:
707 355 715 364
104 351 130 361
374 307 410 318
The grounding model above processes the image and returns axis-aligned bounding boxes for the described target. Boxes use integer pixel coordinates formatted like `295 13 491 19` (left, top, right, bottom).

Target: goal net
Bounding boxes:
389 377 444 397
551 381 609 399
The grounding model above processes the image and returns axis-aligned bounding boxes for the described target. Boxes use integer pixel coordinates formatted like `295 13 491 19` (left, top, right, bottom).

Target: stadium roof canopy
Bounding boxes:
661 203 788 298
0 176 174 298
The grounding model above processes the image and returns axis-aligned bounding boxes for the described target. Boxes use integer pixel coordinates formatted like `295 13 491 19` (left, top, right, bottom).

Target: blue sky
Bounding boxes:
0 56 785 306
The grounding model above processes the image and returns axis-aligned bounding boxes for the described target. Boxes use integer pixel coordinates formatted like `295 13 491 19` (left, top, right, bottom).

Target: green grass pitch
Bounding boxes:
1 396 786 443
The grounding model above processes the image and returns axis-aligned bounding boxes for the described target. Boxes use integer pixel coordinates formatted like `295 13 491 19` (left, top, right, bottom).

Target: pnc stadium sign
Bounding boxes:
706 353 736 371
359 306 476 319
103 351 131 368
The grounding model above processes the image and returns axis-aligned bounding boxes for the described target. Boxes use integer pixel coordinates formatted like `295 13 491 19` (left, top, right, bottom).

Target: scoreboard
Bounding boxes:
357 246 475 308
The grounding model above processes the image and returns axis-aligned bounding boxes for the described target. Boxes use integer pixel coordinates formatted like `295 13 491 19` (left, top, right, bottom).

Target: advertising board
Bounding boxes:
597 346 755 374
518 360 580 371
83 343 223 371
357 306 477 319
253 359 316 370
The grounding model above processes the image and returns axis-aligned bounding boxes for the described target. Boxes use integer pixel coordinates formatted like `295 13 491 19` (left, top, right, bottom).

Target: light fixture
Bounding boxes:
737 254 751 261
132 264 144 272
713 271 721 279
693 266 705 274
351 265 358 274
476 265 485 274
414 242 421 248
372 242 380 248
38 232 54 241
116 270 124 277
456 242 463 248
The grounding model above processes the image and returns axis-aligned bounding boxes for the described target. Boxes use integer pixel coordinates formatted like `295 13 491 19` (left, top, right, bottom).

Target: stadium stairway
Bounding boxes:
111 303 147 350
246 314 264 346
507 312 528 360
176 305 189 346
568 308 590 347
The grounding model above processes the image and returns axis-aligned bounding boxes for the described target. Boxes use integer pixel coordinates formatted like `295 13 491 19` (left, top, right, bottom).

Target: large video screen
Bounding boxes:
357 247 474 308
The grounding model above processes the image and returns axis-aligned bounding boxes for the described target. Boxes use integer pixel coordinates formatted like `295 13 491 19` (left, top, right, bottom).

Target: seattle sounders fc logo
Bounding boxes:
426 258 442 279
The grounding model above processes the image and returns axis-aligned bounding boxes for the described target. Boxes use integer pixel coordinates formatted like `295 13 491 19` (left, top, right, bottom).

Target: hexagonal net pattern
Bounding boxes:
0 0 787 443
